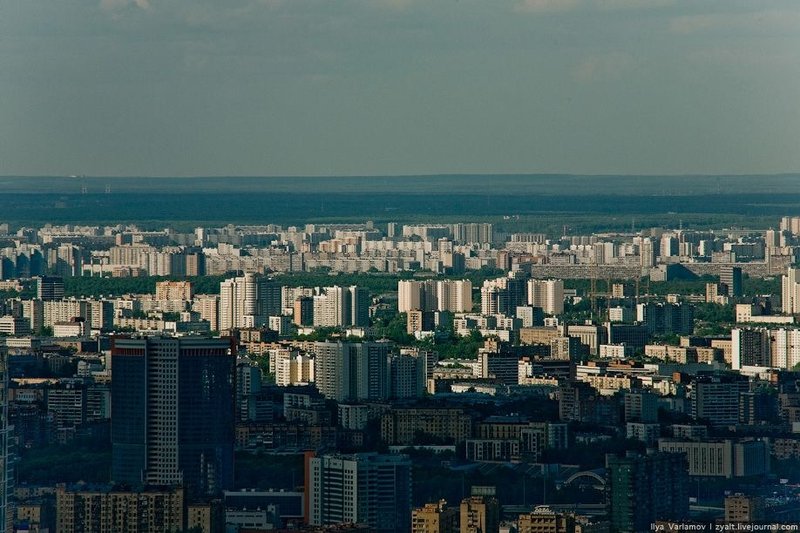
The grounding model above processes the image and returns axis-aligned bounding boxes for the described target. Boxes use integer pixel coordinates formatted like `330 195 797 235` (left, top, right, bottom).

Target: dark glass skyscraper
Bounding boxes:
607 451 689 533
111 336 235 499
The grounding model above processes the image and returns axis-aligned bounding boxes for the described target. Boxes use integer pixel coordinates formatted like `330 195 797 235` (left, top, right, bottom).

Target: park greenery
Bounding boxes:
61 268 780 303
17 439 111 484
61 267 510 298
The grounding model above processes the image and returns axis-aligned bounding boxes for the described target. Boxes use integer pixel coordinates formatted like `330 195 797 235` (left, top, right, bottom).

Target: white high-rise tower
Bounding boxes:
782 267 800 315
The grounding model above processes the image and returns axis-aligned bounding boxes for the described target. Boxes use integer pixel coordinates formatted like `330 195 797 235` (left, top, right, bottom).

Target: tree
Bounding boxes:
372 312 414 344
295 327 342 342
420 329 483 359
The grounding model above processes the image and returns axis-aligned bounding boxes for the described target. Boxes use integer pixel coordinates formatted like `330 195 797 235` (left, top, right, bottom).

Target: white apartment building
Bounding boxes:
527 279 564 316
782 267 800 314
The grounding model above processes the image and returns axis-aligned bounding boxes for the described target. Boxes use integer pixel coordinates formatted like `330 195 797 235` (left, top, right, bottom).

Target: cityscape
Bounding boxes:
4 0 800 532
0 212 798 531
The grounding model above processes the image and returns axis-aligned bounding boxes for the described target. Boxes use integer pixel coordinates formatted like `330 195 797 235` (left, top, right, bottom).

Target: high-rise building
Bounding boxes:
21 299 44 335
111 337 235 498
398 281 424 313
307 452 412 533
312 286 369 328
56 485 184 533
731 328 771 369
550 336 583 361
782 267 800 315
381 408 473 446
407 309 436 334
506 272 529 312
236 359 264 422
356 341 391 401
184 250 206 277
516 306 544 328
624 390 658 423
400 348 437 380
639 237 656 267
349 285 370 327
193 294 220 331
42 299 92 329
0 316 30 336
155 280 193 301
606 323 649 351
219 273 281 330
770 328 800 369
481 274 527 316
527 279 564 316
440 252 466 275
282 286 315 312
412 500 458 533
293 296 314 326
636 302 694 335
399 280 472 314
274 351 314 387
720 266 743 298
691 376 749 426
87 299 114 331
36 276 64 302
314 341 391 402
566 323 608 357
765 229 780 249
48 244 82 277
0 347 10 533
658 439 770 478
436 280 473 313
314 342 357 402
389 353 426 399
660 235 679 257
780 216 800 236
460 495 500 533
480 284 508 316
606 451 689 533
452 223 494 245
478 348 521 384
705 282 721 303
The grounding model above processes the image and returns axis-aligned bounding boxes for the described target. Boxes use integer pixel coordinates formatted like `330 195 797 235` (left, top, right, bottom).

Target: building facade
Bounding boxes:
307 453 412 533
111 336 235 498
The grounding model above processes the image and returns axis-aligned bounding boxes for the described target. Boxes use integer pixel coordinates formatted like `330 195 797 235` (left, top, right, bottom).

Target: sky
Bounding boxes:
1 0 799 178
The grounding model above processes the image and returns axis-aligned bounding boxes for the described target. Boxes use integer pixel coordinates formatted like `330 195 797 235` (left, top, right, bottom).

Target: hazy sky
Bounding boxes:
2 0 799 177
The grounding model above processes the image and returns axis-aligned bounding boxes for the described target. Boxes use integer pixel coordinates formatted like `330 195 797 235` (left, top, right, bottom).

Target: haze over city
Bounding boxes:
2 0 800 177
4 2 800 533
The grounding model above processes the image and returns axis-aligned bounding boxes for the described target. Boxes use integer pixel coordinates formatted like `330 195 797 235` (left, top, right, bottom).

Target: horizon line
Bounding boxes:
2 172 799 180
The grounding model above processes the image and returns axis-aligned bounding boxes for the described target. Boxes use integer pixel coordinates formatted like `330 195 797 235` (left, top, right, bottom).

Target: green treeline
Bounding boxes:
61 271 781 314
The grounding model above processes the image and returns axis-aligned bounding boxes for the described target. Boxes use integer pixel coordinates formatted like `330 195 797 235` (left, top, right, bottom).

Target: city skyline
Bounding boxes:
2 1 799 177
4 1 800 530
2 215 800 530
